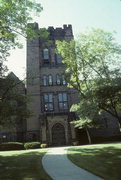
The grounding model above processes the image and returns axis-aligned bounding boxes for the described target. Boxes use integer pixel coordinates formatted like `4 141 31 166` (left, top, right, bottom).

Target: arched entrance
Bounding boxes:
52 123 66 146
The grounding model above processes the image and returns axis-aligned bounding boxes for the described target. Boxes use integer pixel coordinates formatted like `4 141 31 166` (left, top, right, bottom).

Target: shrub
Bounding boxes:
40 144 47 148
24 142 41 150
0 142 24 151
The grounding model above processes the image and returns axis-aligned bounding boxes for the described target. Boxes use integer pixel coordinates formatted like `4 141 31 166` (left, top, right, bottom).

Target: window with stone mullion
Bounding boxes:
44 93 54 111
56 74 66 85
58 93 68 110
43 75 53 86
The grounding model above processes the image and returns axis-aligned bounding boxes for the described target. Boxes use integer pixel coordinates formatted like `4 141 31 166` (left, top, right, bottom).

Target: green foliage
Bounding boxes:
0 0 42 40
0 0 43 76
71 101 101 129
57 28 121 128
24 142 41 150
0 142 24 151
94 78 121 111
0 74 31 126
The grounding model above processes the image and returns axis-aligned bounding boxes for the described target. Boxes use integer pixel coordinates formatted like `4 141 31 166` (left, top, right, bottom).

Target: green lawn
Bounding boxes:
0 149 51 180
68 143 121 180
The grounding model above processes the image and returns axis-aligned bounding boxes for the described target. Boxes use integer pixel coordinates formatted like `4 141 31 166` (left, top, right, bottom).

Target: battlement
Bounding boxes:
27 23 73 45
47 24 73 39
47 24 72 33
27 23 72 32
63 24 72 29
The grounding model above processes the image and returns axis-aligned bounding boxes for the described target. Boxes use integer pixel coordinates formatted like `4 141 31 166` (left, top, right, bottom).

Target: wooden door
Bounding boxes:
52 123 66 146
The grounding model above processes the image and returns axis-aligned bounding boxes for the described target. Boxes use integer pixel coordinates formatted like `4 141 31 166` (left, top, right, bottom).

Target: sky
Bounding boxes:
7 0 121 79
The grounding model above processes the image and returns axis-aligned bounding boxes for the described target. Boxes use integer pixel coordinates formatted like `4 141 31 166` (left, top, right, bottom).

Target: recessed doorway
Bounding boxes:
52 123 66 146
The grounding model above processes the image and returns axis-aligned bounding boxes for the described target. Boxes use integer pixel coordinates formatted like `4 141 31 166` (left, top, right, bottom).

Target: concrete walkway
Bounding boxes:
42 147 104 180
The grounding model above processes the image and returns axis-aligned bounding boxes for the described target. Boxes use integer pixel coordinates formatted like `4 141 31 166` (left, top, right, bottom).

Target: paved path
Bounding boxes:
42 147 104 180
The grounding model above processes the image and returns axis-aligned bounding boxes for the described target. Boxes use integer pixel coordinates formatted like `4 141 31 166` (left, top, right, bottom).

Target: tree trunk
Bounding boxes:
85 126 92 144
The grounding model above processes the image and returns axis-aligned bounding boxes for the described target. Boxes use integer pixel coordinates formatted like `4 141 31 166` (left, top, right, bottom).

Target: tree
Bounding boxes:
56 29 121 132
71 102 102 144
0 0 43 77
0 73 30 127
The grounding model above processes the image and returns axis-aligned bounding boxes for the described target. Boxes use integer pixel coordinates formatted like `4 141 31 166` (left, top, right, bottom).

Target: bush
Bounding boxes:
40 144 47 148
0 142 24 151
24 142 41 150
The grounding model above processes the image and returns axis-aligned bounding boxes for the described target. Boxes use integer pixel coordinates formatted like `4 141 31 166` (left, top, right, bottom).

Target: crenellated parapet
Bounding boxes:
47 24 73 41
27 23 73 46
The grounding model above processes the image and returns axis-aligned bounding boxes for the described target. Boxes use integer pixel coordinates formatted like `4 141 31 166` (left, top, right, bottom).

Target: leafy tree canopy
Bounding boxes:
0 73 30 127
0 0 44 76
56 29 121 129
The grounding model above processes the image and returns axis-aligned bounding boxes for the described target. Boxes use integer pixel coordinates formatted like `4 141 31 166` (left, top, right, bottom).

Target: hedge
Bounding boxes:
24 142 41 149
0 142 24 151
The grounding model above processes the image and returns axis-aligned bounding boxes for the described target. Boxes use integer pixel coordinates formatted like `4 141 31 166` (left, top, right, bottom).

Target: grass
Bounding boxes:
0 149 52 180
68 143 121 180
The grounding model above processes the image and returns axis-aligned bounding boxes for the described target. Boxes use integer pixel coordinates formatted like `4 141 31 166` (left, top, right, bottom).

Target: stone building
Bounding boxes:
26 23 80 146
26 23 120 146
0 24 120 144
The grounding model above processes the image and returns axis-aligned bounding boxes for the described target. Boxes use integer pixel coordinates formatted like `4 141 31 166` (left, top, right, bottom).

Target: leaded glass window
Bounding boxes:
58 93 68 110
44 93 54 111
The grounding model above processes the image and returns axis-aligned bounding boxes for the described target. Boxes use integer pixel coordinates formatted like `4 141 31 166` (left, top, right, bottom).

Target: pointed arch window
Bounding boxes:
62 75 66 85
56 74 61 85
43 75 53 86
43 75 48 86
48 75 53 85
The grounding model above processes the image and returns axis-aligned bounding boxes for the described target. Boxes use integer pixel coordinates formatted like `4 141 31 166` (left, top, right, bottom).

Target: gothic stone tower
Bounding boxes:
26 23 79 146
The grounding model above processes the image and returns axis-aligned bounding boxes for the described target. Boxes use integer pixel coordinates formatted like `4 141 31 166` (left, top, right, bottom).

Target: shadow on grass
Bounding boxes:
0 150 51 180
68 145 121 180
69 145 121 158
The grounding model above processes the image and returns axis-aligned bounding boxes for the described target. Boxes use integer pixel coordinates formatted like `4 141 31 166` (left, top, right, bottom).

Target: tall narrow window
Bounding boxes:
43 48 49 59
58 93 68 111
44 93 54 111
43 75 48 86
48 75 53 85
62 75 66 85
56 74 61 85
56 54 62 64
